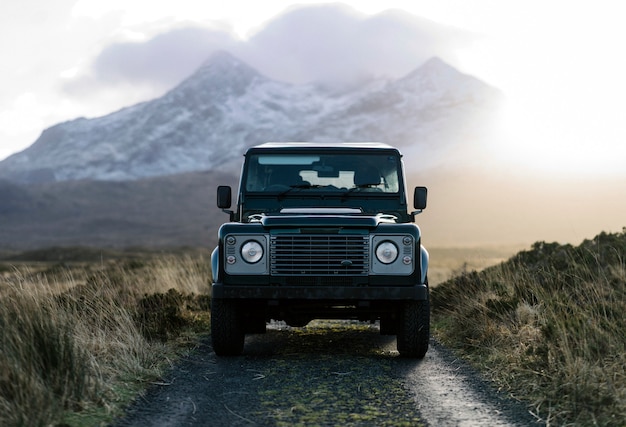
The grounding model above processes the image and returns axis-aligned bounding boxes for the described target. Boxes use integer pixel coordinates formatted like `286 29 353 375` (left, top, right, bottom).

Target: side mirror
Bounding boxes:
414 186 427 210
410 187 427 222
217 186 232 209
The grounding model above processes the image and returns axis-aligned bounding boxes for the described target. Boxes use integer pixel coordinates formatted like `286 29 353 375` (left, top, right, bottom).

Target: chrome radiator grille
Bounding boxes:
270 234 369 276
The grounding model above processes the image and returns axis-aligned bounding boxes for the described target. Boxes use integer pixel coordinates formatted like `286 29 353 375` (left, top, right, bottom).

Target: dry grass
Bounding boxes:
0 251 212 426
432 230 626 426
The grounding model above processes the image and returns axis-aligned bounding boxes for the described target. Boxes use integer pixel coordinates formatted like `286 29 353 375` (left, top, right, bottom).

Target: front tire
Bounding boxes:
396 296 430 358
211 299 244 356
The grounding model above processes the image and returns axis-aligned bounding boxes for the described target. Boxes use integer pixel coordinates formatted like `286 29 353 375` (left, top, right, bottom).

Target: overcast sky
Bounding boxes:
1 0 625 177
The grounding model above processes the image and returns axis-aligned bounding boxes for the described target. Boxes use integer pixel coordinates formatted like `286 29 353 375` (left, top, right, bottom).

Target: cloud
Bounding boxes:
94 26 238 87
62 25 239 104
238 4 472 84
64 3 473 99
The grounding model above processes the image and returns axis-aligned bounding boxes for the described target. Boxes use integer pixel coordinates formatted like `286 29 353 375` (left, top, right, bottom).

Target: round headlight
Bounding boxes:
241 240 263 264
376 241 398 264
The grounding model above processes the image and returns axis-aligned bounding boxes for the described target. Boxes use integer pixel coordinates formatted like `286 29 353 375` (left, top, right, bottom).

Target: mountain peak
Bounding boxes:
193 50 261 80
172 50 264 96
396 56 496 99
200 50 247 70
421 56 449 70
405 56 459 80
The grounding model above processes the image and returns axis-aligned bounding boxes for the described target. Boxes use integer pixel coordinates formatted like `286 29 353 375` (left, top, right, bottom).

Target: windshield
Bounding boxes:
244 152 401 194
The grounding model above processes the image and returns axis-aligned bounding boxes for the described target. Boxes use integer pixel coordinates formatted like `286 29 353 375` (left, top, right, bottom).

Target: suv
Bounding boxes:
211 142 429 357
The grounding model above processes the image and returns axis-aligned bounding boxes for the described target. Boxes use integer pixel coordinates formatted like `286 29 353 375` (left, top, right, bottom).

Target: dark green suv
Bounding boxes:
212 142 429 357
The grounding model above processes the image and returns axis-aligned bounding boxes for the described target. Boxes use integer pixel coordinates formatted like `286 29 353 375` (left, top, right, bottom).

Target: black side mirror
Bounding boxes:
217 186 232 209
414 186 427 210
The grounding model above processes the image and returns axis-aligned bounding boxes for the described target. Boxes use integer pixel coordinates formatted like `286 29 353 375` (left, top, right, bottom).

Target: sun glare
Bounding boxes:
454 2 626 177
495 100 624 176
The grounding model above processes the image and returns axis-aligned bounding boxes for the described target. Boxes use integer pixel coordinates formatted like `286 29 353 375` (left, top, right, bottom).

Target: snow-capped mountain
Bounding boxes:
0 51 501 184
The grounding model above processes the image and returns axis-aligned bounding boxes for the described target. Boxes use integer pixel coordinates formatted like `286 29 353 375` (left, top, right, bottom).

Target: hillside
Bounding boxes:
0 171 237 250
431 229 626 425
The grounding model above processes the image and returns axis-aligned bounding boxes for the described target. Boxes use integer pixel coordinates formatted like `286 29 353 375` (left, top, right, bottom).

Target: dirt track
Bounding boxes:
114 321 542 426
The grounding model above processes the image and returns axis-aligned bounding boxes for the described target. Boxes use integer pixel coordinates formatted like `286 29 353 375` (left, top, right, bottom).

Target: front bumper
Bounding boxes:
211 282 428 300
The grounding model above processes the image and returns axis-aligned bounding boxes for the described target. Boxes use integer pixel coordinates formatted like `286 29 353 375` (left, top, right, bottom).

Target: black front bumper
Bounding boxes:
211 282 428 300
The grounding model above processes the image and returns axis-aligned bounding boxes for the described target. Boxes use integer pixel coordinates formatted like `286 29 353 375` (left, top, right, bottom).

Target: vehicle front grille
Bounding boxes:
270 234 369 276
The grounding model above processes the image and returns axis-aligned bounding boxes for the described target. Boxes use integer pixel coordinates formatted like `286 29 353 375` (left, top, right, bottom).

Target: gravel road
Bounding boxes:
114 321 542 426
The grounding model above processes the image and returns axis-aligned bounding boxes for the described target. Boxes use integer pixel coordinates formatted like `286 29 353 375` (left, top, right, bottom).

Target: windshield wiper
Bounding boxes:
340 185 374 200
277 184 323 200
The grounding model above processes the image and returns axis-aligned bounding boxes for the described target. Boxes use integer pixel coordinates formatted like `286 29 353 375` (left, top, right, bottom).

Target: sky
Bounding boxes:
2 0 626 178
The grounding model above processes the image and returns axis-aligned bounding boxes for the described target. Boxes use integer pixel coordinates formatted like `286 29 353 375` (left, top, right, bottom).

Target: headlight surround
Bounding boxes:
241 240 263 264
375 241 398 264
